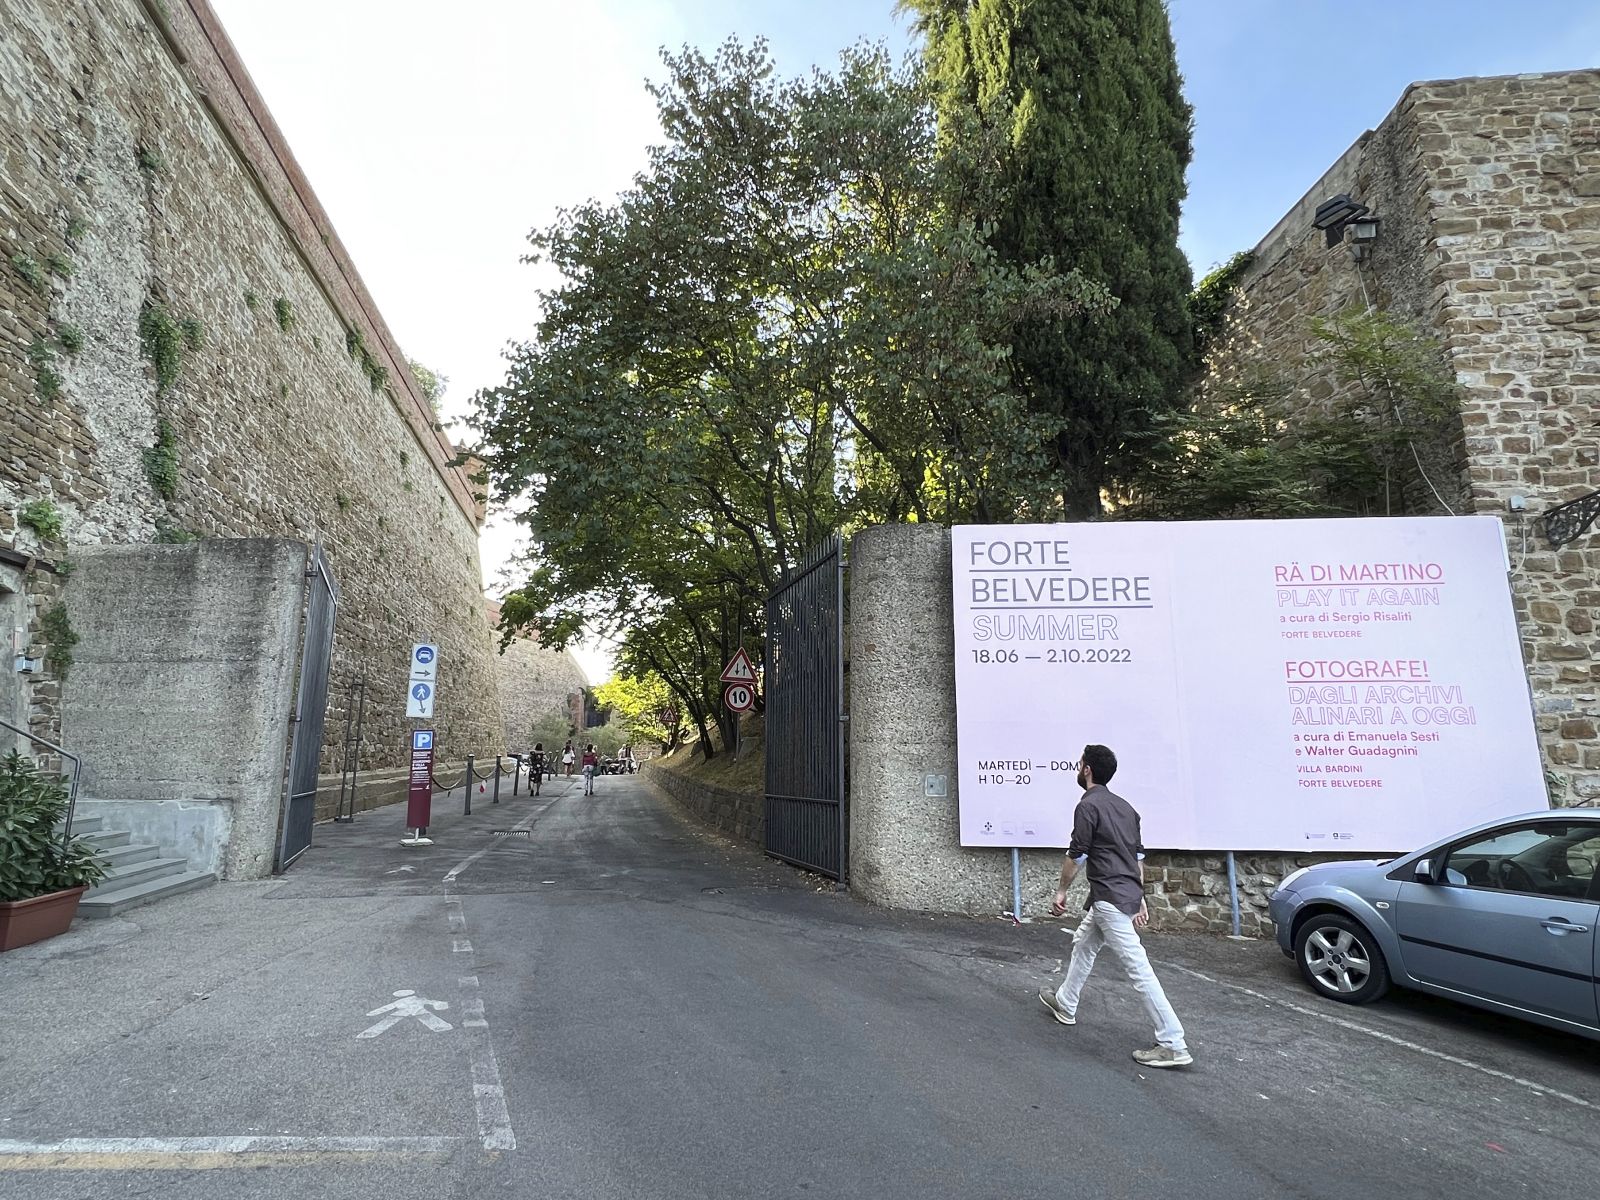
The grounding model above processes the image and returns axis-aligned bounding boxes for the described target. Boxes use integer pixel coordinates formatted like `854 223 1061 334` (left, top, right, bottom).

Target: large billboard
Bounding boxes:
951 517 1547 852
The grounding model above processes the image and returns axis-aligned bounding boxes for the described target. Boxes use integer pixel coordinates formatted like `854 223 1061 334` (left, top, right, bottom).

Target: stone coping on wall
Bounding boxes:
643 760 764 847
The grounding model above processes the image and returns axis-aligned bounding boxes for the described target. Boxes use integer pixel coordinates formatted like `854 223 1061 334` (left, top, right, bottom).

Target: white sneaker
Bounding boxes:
1038 989 1077 1026
1133 1045 1193 1068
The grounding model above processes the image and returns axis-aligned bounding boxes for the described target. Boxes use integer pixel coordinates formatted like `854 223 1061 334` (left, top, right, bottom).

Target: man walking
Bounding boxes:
1039 745 1192 1068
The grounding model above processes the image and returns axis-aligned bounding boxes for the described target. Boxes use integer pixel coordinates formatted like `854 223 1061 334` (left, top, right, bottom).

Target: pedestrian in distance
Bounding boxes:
562 741 575 778
581 743 599 796
1039 744 1192 1069
529 743 546 795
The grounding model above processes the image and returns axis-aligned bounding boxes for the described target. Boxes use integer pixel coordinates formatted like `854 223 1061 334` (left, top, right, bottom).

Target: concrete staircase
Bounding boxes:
70 815 217 918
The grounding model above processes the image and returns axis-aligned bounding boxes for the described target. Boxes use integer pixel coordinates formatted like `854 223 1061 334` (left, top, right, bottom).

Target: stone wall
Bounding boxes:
1204 69 1600 802
485 601 589 750
0 0 504 775
645 760 764 847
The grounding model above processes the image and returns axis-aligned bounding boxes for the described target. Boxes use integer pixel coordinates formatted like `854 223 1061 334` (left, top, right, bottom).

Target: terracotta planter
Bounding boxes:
0 886 88 952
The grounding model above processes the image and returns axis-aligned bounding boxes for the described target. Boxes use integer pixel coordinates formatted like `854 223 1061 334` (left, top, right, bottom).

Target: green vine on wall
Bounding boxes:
41 603 79 679
142 418 181 500
11 253 46 294
1190 250 1256 361
274 297 295 331
344 325 388 393
138 299 203 393
57 324 83 354
27 339 62 401
19 499 64 542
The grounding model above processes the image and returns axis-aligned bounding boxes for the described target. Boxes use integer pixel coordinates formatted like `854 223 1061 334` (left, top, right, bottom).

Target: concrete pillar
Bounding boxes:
849 524 1075 915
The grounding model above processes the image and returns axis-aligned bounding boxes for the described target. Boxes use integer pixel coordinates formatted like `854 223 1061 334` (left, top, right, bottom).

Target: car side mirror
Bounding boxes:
1414 858 1438 884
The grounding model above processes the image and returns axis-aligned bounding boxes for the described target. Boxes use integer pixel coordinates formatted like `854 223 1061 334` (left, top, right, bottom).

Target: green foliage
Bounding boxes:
1118 309 1463 520
56 324 84 354
528 709 574 751
45 253 73 279
19 499 64 542
594 673 686 749
40 603 78 679
346 327 388 392
143 419 181 500
244 290 260 312
406 358 446 411
1189 251 1255 361
153 520 198 544
136 144 165 174
138 300 185 392
28 338 61 399
334 492 351 513
908 0 1196 516
180 317 204 351
0 751 107 902
478 42 1109 751
65 215 88 246
11 253 46 293
399 450 410 468
274 297 295 331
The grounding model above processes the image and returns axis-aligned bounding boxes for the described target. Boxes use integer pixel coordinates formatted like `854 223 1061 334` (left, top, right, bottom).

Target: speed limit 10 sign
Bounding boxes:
724 682 756 714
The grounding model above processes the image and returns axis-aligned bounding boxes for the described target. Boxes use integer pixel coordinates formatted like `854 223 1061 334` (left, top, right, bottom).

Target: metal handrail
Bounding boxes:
0 716 83 840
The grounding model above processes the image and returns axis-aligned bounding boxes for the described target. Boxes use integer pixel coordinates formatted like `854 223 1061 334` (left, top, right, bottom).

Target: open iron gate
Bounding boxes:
764 535 845 880
277 542 339 871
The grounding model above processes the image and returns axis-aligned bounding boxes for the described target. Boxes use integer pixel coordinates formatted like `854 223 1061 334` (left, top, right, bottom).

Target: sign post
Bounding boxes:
720 650 758 758
401 729 435 847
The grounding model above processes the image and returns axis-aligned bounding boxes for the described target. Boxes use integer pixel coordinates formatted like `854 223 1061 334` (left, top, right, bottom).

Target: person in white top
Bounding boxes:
561 741 575 778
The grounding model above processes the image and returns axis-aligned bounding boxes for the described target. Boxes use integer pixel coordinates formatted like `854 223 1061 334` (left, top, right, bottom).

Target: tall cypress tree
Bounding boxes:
909 0 1194 516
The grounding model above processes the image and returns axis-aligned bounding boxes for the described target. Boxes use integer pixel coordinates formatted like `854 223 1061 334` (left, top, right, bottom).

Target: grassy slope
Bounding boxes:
654 713 765 795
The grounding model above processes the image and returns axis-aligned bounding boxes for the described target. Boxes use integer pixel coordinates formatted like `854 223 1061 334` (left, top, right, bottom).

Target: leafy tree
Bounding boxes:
476 40 1106 755
407 357 447 412
907 0 1196 515
529 709 573 753
1117 309 1463 520
595 673 686 750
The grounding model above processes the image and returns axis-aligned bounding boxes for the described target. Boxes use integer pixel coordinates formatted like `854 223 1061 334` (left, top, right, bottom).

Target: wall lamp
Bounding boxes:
1312 193 1373 247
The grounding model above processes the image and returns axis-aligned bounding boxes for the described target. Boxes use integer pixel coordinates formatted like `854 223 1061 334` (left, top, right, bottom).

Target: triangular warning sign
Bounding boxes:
719 648 757 684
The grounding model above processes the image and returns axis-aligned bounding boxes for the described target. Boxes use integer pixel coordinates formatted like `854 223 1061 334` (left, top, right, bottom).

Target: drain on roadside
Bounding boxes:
491 830 532 837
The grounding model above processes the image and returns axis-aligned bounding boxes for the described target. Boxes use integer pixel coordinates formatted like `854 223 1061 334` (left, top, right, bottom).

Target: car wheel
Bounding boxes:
1293 912 1390 1005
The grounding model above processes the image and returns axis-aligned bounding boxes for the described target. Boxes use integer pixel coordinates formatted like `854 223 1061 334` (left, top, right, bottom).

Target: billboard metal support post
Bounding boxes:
1010 848 1022 923
1225 851 1243 938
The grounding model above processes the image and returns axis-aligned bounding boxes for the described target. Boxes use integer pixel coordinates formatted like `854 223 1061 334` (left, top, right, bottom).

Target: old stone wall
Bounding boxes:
485 602 589 751
644 760 764 847
0 0 504 774
1204 69 1600 802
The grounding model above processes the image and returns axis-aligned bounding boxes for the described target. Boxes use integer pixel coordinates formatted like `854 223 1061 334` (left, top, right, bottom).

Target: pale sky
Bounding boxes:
210 0 1600 683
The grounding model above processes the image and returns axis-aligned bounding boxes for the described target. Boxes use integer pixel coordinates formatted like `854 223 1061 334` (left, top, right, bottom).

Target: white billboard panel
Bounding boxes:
951 517 1547 852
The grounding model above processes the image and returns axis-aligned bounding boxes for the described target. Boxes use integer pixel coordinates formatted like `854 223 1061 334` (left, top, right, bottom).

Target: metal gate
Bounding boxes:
277 543 339 871
764 535 845 879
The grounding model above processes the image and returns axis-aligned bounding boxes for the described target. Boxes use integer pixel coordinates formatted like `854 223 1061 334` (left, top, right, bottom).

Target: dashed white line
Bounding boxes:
438 783 570 1152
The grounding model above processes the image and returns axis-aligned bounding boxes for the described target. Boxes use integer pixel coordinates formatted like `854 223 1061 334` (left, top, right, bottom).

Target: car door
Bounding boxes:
1394 820 1600 1029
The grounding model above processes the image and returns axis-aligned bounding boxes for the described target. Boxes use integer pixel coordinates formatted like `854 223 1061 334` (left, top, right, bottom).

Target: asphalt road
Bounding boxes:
3 772 1598 1198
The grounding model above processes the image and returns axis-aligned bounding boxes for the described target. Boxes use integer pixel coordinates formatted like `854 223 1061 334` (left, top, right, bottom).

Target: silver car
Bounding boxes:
1268 810 1600 1040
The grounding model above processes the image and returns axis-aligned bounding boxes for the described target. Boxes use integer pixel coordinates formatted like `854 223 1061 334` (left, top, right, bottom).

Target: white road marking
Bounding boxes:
1158 959 1598 1113
438 785 569 1152
0 1136 459 1154
356 990 452 1038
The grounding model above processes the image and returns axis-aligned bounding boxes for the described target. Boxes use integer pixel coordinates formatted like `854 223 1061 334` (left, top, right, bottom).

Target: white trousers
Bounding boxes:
1055 901 1187 1051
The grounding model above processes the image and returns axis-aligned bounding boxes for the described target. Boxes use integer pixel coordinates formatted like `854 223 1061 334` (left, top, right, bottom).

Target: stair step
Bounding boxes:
95 843 160 869
81 830 130 850
88 857 189 894
78 871 217 919
59 815 104 836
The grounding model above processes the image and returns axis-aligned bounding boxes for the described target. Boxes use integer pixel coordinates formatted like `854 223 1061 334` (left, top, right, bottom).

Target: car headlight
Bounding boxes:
1275 867 1311 894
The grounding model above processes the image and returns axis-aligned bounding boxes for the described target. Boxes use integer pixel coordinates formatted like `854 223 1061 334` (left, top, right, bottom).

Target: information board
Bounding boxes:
951 517 1547 852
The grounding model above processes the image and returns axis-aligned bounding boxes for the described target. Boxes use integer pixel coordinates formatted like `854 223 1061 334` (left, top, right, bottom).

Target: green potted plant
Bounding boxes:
0 750 107 951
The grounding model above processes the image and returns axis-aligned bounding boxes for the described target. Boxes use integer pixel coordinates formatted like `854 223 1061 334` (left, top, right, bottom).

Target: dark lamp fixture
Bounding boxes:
1313 193 1371 247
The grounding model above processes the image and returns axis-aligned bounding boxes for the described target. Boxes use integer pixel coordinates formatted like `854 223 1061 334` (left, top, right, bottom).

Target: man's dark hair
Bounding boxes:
1081 744 1117 785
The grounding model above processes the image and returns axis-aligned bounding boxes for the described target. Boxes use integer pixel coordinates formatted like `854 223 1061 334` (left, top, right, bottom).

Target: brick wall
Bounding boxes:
1204 69 1600 805
1 0 504 771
